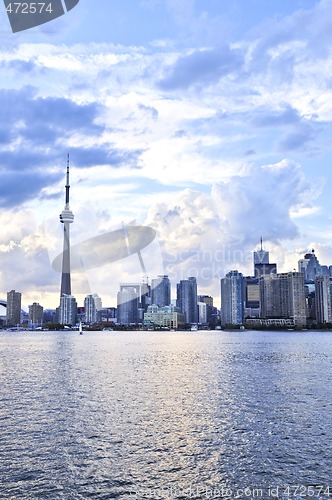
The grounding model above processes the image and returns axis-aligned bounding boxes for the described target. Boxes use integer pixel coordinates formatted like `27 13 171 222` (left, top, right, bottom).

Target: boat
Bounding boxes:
79 321 83 335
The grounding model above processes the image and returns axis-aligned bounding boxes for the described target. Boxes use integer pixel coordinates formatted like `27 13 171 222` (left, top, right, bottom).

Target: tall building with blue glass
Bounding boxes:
220 270 244 326
151 275 171 307
176 277 198 324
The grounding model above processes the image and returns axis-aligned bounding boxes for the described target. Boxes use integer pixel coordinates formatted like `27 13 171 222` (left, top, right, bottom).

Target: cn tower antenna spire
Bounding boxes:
65 153 70 209
260 236 263 251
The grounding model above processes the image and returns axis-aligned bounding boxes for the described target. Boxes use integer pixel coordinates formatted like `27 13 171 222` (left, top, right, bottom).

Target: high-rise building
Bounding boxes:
197 295 213 307
6 290 22 326
243 241 276 317
151 275 171 307
84 294 102 324
260 272 306 327
59 295 77 325
253 238 277 278
58 156 76 324
117 282 150 324
254 237 269 265
176 277 198 324
243 276 260 313
117 287 139 325
315 275 332 324
220 271 244 326
28 302 43 327
198 301 207 324
298 249 321 282
197 295 217 325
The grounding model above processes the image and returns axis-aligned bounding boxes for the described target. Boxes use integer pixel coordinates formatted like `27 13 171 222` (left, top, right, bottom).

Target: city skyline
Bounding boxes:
2 245 332 315
2 244 332 328
1 1 332 308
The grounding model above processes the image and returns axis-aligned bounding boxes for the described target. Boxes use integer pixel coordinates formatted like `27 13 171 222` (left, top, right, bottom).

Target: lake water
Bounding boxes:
0 330 331 499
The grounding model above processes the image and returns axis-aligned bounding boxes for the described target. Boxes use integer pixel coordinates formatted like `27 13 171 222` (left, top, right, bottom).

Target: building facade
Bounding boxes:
298 249 322 282
59 294 77 326
144 305 185 329
260 272 306 327
151 275 171 307
6 290 22 326
28 302 43 327
315 275 332 324
176 277 198 324
84 293 102 324
117 287 139 325
220 271 244 326
253 241 277 279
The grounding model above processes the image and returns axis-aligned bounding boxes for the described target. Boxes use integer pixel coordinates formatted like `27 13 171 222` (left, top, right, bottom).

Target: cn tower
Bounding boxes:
59 155 74 297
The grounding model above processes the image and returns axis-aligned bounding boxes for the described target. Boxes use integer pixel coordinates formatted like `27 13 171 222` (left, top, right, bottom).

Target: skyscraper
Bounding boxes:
220 271 244 326
253 237 269 265
315 275 332 324
259 272 306 327
253 238 277 278
117 287 139 325
6 290 22 326
59 295 77 326
151 275 171 307
298 249 321 282
29 302 43 327
176 277 198 324
197 295 217 325
84 294 102 324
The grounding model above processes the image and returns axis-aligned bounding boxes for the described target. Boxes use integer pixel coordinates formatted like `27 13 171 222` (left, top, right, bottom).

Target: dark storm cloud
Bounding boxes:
158 46 243 90
0 87 144 208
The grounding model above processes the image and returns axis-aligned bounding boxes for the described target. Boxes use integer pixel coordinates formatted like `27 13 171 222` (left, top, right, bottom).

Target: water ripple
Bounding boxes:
0 330 331 498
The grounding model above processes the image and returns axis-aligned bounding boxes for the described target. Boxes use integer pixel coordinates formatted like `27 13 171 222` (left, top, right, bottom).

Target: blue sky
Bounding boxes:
0 0 332 308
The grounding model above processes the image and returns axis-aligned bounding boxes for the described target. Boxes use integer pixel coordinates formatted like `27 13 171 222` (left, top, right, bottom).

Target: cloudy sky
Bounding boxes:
1 0 332 309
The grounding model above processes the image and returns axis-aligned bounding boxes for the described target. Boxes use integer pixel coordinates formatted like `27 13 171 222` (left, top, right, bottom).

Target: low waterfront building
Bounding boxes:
246 318 296 328
143 305 185 329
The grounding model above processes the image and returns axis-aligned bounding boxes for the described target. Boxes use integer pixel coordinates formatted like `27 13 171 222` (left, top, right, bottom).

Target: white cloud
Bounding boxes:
144 159 321 303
